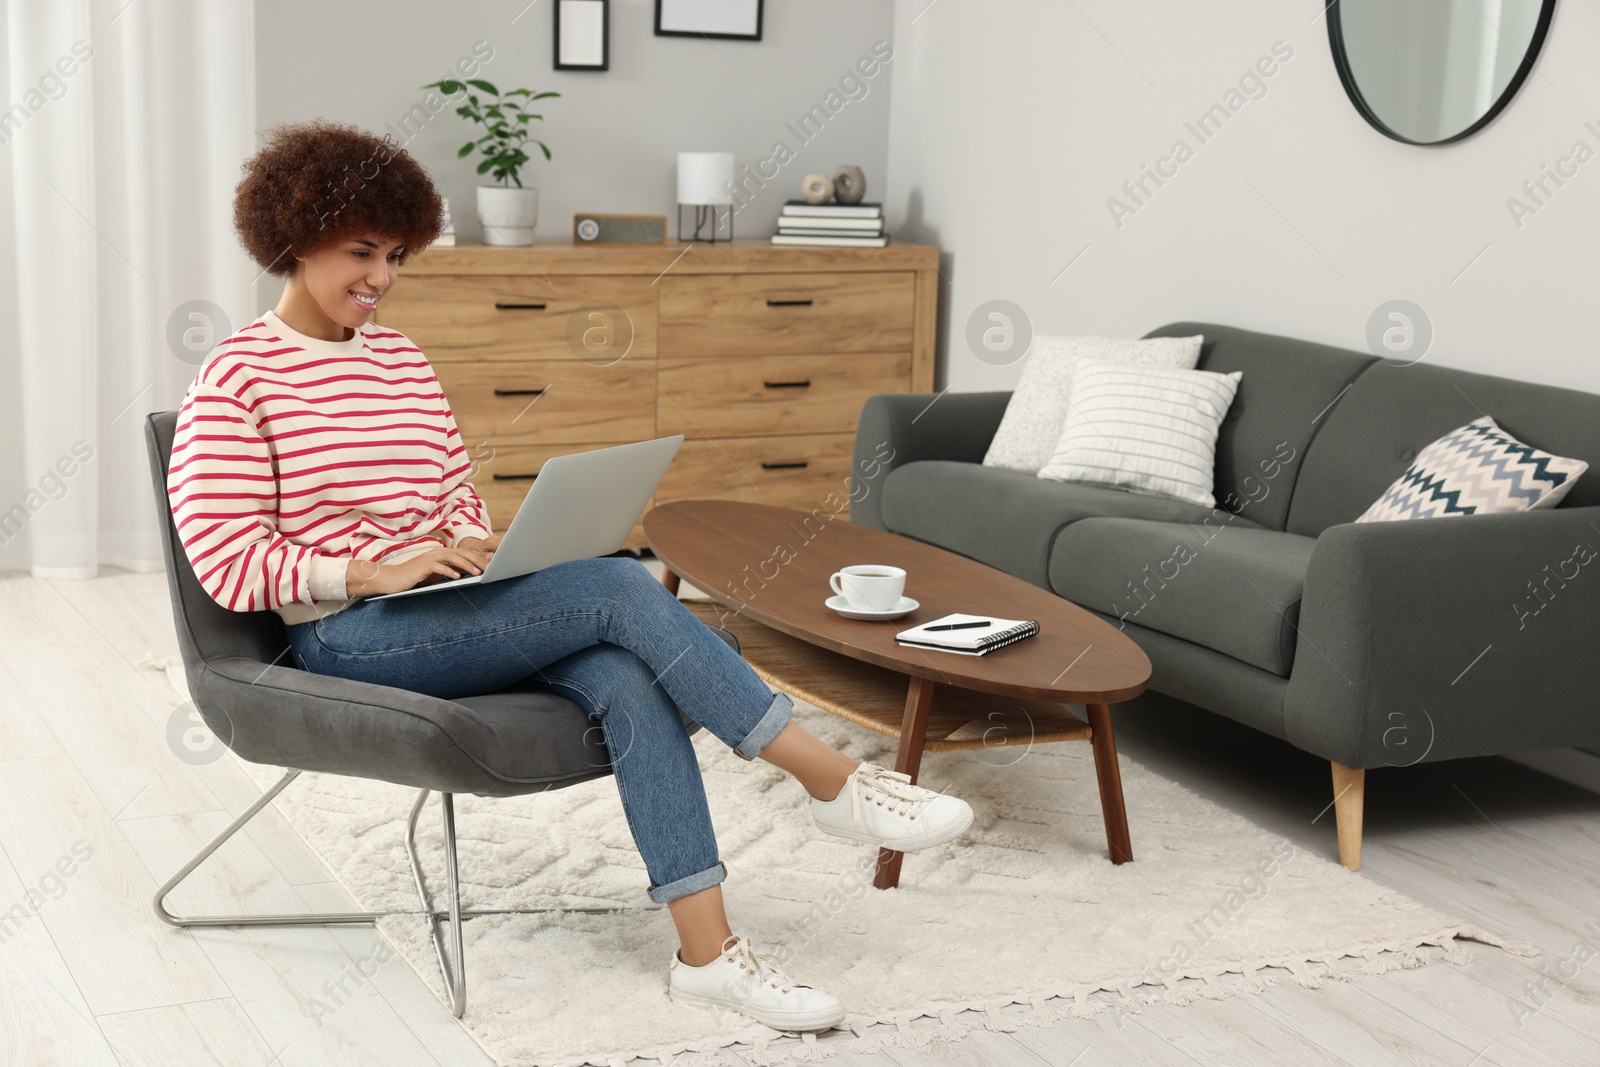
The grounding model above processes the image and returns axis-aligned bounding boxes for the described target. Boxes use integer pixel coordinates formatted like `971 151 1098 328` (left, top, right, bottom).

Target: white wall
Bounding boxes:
255 0 895 257
883 0 1598 395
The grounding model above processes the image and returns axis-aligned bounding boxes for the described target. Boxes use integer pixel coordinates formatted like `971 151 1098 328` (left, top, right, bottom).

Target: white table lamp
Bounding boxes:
676 151 735 242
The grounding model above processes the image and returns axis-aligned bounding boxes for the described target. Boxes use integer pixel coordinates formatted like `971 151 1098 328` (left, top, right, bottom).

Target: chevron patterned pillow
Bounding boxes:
1355 416 1588 523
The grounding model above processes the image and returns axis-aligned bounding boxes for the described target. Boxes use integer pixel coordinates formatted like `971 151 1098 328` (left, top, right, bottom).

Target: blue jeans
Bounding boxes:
283 556 793 904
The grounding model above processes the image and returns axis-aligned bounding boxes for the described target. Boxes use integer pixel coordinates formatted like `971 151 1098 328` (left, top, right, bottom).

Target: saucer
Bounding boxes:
824 594 919 620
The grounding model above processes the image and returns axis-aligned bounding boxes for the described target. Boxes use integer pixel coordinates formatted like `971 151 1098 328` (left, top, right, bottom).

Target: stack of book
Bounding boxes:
894 613 1040 656
771 200 887 248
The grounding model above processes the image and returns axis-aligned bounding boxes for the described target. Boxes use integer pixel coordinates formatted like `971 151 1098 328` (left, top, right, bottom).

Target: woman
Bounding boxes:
167 120 975 1033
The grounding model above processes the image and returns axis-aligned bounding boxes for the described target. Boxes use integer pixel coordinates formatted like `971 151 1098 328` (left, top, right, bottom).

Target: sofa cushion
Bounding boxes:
880 461 1260 589
1286 359 1600 536
1143 322 1373 532
1049 518 1317 677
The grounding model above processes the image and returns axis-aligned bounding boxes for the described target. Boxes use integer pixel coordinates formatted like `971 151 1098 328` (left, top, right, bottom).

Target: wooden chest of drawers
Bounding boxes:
377 237 940 548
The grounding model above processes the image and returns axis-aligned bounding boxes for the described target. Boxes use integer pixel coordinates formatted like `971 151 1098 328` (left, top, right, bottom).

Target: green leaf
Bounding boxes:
537 141 551 161
529 91 560 100
455 106 472 118
465 78 499 96
476 158 494 175
468 94 478 106
457 142 474 158
436 79 463 95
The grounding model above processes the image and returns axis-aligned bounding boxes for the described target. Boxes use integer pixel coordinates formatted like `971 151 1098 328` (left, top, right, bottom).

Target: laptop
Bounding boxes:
367 435 684 601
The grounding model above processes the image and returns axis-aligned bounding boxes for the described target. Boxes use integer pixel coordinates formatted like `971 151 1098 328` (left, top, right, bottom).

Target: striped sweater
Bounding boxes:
166 309 494 625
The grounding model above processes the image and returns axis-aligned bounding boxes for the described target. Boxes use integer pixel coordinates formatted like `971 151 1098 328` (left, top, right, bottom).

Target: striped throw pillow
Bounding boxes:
1037 360 1243 507
1355 416 1587 522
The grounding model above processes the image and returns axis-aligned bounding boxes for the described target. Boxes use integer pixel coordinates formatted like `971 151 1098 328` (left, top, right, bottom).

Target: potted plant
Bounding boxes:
421 78 559 246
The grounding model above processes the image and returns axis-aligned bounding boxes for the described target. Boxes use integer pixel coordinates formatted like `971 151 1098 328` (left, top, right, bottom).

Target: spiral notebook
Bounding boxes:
894 613 1039 656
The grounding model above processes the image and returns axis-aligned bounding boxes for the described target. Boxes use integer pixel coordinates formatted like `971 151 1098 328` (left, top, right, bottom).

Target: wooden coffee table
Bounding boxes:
643 500 1152 889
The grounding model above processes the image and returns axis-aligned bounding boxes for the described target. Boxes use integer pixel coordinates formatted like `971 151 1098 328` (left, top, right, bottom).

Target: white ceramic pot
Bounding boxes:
476 185 539 246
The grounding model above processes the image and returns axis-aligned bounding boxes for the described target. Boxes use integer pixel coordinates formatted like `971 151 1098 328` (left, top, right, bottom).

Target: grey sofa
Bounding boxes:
851 322 1600 869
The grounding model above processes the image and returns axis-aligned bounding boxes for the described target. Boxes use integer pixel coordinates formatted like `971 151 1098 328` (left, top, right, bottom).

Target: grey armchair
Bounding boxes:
145 410 738 1017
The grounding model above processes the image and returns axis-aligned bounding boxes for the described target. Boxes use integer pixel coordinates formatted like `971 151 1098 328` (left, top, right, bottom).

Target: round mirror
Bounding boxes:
1328 0 1556 145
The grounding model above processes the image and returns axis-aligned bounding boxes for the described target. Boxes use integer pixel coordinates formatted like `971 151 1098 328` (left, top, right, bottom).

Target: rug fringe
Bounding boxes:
1453 923 1539 957
595 923 1528 1067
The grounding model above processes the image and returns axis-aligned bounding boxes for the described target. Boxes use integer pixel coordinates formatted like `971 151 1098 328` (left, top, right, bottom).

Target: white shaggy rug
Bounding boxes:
144 654 1523 1067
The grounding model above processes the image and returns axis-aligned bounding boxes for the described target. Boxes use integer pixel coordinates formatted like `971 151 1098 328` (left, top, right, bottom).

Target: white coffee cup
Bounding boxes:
829 564 906 611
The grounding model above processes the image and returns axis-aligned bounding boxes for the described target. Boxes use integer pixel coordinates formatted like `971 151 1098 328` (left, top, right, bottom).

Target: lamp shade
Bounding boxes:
677 151 735 205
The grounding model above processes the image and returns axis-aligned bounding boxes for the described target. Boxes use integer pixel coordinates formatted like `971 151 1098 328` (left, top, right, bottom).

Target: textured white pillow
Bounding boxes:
1037 360 1243 508
982 334 1204 474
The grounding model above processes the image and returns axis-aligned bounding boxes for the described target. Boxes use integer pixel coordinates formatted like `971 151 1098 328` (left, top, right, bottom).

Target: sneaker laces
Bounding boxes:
846 762 933 829
719 934 797 994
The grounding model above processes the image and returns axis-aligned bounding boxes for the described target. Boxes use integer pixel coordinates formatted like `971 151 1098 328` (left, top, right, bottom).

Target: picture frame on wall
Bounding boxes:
654 0 763 42
555 0 609 70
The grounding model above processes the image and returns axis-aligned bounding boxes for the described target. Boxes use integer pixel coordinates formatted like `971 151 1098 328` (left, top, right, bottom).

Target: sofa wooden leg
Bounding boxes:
1330 761 1365 871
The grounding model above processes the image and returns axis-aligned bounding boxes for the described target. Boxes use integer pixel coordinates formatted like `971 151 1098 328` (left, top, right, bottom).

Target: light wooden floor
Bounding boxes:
2 559 1597 1067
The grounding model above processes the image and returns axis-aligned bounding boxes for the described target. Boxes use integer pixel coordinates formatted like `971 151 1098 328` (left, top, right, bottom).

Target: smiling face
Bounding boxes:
277 233 406 342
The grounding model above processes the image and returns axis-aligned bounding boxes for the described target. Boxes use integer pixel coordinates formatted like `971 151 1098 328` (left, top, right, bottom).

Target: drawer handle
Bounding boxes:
492 472 539 481
494 302 548 311
762 379 811 389
760 460 809 470
492 387 547 396
765 299 814 307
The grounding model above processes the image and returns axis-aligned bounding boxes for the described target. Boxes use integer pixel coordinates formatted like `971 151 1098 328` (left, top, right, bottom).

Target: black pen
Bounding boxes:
923 620 991 631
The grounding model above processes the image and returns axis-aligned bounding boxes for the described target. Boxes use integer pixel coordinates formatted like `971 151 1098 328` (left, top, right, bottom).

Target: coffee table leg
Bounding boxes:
874 675 936 890
660 569 681 596
1086 703 1133 864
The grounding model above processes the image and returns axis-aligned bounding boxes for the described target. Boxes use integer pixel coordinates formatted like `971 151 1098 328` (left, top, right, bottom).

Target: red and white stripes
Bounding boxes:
166 311 491 624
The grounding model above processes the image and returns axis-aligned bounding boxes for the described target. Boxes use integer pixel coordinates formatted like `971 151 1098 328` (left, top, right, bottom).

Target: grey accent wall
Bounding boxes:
883 0 1598 397
254 0 895 249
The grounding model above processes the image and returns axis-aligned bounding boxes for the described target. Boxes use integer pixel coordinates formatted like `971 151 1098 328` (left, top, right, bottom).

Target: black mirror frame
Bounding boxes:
1327 0 1558 146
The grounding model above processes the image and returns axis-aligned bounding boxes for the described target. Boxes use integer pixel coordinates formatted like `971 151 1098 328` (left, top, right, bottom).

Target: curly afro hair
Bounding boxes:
233 119 445 277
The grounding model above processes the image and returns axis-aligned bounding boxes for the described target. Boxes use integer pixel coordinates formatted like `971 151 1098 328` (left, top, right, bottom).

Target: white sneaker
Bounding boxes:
809 761 974 851
667 933 846 1032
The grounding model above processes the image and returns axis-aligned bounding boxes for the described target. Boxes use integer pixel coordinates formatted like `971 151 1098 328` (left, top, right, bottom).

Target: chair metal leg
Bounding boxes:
153 767 664 1018
407 788 467 1015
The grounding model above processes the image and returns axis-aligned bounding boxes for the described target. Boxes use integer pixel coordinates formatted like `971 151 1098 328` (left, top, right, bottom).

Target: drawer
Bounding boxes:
654 433 859 513
467 443 648 549
657 352 911 437
658 272 915 356
378 275 657 363
437 359 655 446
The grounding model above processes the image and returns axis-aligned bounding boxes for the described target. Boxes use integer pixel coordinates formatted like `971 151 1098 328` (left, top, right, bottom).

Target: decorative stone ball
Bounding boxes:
833 165 867 205
800 174 834 204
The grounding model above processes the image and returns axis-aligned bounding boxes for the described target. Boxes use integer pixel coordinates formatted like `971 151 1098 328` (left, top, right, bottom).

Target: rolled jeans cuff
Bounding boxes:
649 859 727 904
733 690 792 762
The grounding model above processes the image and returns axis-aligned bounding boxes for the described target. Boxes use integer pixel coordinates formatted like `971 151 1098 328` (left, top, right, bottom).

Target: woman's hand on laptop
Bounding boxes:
345 543 493 598
455 533 501 556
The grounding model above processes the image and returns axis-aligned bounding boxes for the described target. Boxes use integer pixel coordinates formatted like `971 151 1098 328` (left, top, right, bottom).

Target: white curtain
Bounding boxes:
1 0 256 577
